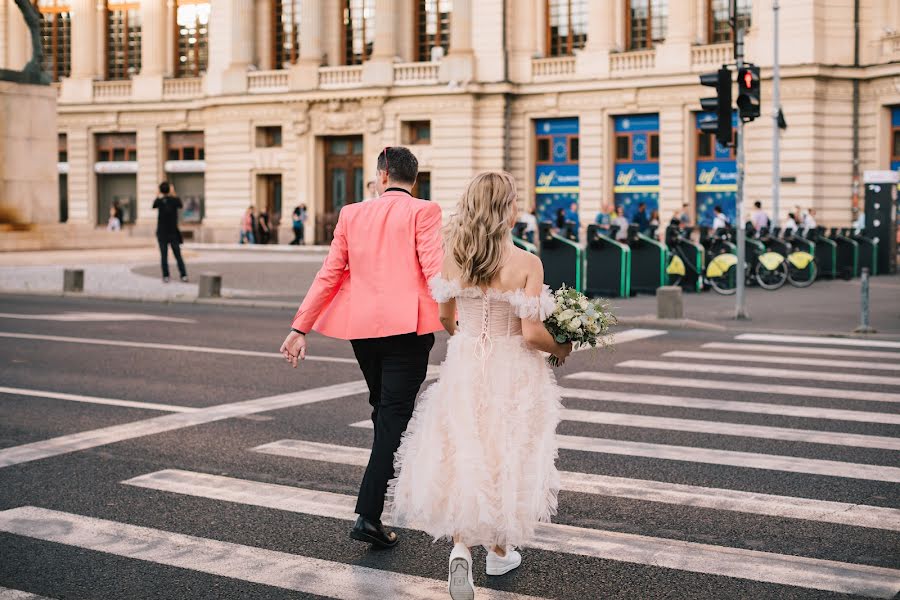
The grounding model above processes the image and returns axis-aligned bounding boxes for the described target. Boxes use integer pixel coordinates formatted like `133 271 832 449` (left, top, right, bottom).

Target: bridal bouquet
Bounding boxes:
544 285 616 366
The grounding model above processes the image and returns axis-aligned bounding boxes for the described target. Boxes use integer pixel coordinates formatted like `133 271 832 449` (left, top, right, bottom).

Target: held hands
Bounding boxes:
552 341 573 366
280 331 307 368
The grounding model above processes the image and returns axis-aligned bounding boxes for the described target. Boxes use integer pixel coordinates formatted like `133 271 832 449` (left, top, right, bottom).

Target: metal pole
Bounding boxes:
854 267 875 333
772 0 781 228
735 26 749 320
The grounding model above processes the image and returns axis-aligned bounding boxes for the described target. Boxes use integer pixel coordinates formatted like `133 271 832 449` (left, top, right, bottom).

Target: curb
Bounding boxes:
182 243 330 254
0 290 297 311
615 316 728 332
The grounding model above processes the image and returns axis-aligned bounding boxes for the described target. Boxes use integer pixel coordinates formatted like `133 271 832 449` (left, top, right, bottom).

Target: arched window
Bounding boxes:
175 0 209 77
106 0 141 80
627 0 667 50
343 0 374 65
546 0 587 57
415 0 451 62
273 0 300 69
709 0 751 43
35 0 71 81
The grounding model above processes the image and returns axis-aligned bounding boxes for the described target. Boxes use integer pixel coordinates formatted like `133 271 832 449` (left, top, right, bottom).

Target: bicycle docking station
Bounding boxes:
863 170 898 275
538 221 584 293
808 227 837 279
585 224 631 298
664 225 704 293
625 224 669 294
829 227 860 280
848 227 879 277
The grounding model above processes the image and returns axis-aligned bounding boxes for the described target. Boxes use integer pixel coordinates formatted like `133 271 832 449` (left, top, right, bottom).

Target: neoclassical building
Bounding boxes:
2 0 899 243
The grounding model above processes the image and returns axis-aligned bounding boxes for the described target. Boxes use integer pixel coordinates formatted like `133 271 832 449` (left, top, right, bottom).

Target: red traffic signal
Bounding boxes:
737 64 761 123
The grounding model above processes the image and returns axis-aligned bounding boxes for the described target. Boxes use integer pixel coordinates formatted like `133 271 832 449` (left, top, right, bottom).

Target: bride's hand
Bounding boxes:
552 342 573 365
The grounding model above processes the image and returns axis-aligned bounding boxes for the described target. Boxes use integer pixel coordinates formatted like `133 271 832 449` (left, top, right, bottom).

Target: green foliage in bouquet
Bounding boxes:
544 285 617 366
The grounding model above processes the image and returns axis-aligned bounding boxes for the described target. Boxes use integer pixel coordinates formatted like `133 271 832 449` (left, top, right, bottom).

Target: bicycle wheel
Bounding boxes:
755 260 788 290
708 264 738 295
787 257 818 288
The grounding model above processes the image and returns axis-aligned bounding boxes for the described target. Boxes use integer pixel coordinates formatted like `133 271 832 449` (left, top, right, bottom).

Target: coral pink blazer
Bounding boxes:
291 191 444 340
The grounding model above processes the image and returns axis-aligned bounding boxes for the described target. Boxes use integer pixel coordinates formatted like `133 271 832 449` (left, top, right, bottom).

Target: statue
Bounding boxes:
0 0 51 85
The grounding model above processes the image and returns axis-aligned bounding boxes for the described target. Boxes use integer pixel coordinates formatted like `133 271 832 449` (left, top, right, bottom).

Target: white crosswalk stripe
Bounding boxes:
348 420 900 482
0 587 53 600
250 439 900 531
617 360 900 386
701 342 900 360
0 506 541 600
560 386 900 425
0 386 198 413
735 333 900 349
119 470 900 598
663 350 900 372
567 372 900 403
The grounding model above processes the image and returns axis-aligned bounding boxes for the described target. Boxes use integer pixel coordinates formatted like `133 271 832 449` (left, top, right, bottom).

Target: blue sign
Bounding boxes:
535 118 579 223
614 114 659 220
892 107 900 180
695 112 737 227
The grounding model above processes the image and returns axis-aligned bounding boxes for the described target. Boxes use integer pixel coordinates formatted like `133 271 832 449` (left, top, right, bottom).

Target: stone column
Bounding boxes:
255 0 273 70
656 0 694 72
165 0 176 77
133 0 167 100
508 0 538 82
576 0 617 79
362 0 395 86
207 0 254 95
61 0 101 102
289 0 322 90
439 0 474 83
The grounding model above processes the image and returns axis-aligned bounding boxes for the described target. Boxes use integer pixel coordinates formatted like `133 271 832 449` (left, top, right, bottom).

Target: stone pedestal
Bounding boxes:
656 286 684 319
0 81 58 224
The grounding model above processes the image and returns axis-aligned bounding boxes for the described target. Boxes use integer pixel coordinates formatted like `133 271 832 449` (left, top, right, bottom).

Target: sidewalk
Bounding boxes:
1 246 898 335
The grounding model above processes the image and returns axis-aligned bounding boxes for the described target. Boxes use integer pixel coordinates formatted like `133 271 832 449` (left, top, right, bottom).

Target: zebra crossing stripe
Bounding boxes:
701 342 900 361
618 360 900 387
0 587 53 600
120 470 900 598
0 506 540 600
663 351 900 372
735 333 900 349
560 387 900 425
559 408 900 450
0 386 198 413
566 373 900 404
250 439 900 532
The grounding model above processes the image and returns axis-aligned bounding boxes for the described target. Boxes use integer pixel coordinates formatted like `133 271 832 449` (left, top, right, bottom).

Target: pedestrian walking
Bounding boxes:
152 182 187 283
518 207 538 243
240 207 255 244
633 202 650 233
802 208 817 231
291 205 307 245
106 206 121 231
280 146 443 553
257 207 271 245
678 203 692 228
612 205 629 241
751 201 770 233
783 212 800 234
595 203 612 234
711 205 729 232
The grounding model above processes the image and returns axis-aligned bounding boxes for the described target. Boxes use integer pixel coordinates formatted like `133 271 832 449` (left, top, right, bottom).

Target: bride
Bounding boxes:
388 171 571 599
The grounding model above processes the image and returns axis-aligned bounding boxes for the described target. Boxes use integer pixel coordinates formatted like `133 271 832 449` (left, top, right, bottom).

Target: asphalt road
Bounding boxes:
0 294 898 600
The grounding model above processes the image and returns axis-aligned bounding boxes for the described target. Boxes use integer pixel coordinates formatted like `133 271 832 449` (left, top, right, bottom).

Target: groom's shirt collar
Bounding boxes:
384 187 413 196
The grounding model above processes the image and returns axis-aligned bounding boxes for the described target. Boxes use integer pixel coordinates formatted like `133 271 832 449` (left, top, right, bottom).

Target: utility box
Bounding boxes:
863 171 898 275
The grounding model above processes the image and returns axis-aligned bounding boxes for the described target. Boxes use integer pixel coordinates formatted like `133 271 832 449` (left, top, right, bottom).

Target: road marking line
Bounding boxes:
665 350 900 372
0 587 53 600
612 328 668 345
567 373 900 404
120 470 900 598
559 408 900 450
617 360 900 386
0 506 539 600
0 312 195 323
0 380 370 469
561 386 900 425
735 333 900 349
0 386 198 413
702 342 900 361
250 440 900 532
0 331 358 364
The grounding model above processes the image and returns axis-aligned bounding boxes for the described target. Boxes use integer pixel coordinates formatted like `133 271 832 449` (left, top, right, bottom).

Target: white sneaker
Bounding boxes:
486 547 521 576
448 543 475 600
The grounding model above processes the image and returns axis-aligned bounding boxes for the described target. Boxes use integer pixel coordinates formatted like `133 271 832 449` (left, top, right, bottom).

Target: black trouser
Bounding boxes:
350 332 435 521
157 235 187 279
290 226 304 245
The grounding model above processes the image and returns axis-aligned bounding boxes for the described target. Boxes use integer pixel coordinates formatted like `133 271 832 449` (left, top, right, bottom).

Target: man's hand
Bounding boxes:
280 331 307 368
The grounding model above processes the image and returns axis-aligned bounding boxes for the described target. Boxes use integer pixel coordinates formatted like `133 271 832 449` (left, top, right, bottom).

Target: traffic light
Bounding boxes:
737 64 761 123
699 66 732 148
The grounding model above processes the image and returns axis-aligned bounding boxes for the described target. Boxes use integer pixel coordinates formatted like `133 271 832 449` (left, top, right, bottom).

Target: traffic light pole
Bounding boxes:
734 27 750 320
772 0 781 228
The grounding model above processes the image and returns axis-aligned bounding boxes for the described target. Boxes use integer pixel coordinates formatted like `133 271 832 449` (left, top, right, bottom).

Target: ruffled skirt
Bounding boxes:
387 332 562 548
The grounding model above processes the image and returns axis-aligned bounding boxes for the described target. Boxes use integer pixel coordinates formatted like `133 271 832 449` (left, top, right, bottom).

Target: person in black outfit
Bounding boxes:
633 202 650 233
152 181 188 283
257 208 271 244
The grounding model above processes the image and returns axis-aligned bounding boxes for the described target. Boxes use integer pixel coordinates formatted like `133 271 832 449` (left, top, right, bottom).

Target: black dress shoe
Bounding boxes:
349 515 399 549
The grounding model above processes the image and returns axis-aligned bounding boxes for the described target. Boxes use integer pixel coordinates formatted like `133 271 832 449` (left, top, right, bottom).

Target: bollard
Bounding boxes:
656 285 683 319
198 273 222 298
854 267 876 333
63 269 84 293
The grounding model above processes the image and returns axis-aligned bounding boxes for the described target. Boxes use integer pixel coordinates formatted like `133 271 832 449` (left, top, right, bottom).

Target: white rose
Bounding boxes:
557 309 576 322
579 299 590 310
588 323 600 334
566 318 582 332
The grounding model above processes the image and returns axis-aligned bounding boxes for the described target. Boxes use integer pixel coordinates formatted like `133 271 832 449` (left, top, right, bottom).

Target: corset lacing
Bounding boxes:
473 294 494 361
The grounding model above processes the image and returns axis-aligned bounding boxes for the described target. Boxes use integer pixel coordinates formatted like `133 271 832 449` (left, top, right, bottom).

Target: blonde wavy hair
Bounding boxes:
445 171 518 286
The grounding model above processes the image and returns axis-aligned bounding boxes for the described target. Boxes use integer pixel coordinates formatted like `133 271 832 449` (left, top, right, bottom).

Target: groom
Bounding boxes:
280 146 444 548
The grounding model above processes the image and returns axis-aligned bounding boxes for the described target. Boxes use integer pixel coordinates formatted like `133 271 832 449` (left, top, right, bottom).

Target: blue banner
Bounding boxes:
535 118 579 223
614 114 659 219
695 112 737 227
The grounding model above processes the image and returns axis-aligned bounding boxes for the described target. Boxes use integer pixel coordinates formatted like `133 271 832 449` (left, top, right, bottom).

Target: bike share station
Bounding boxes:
623 225 668 294
665 226 705 293
538 222 584 292
829 227 860 280
584 224 631 297
863 170 898 276
808 227 837 279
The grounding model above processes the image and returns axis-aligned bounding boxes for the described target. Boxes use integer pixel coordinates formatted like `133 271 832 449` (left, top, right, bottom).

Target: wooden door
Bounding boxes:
320 136 363 243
